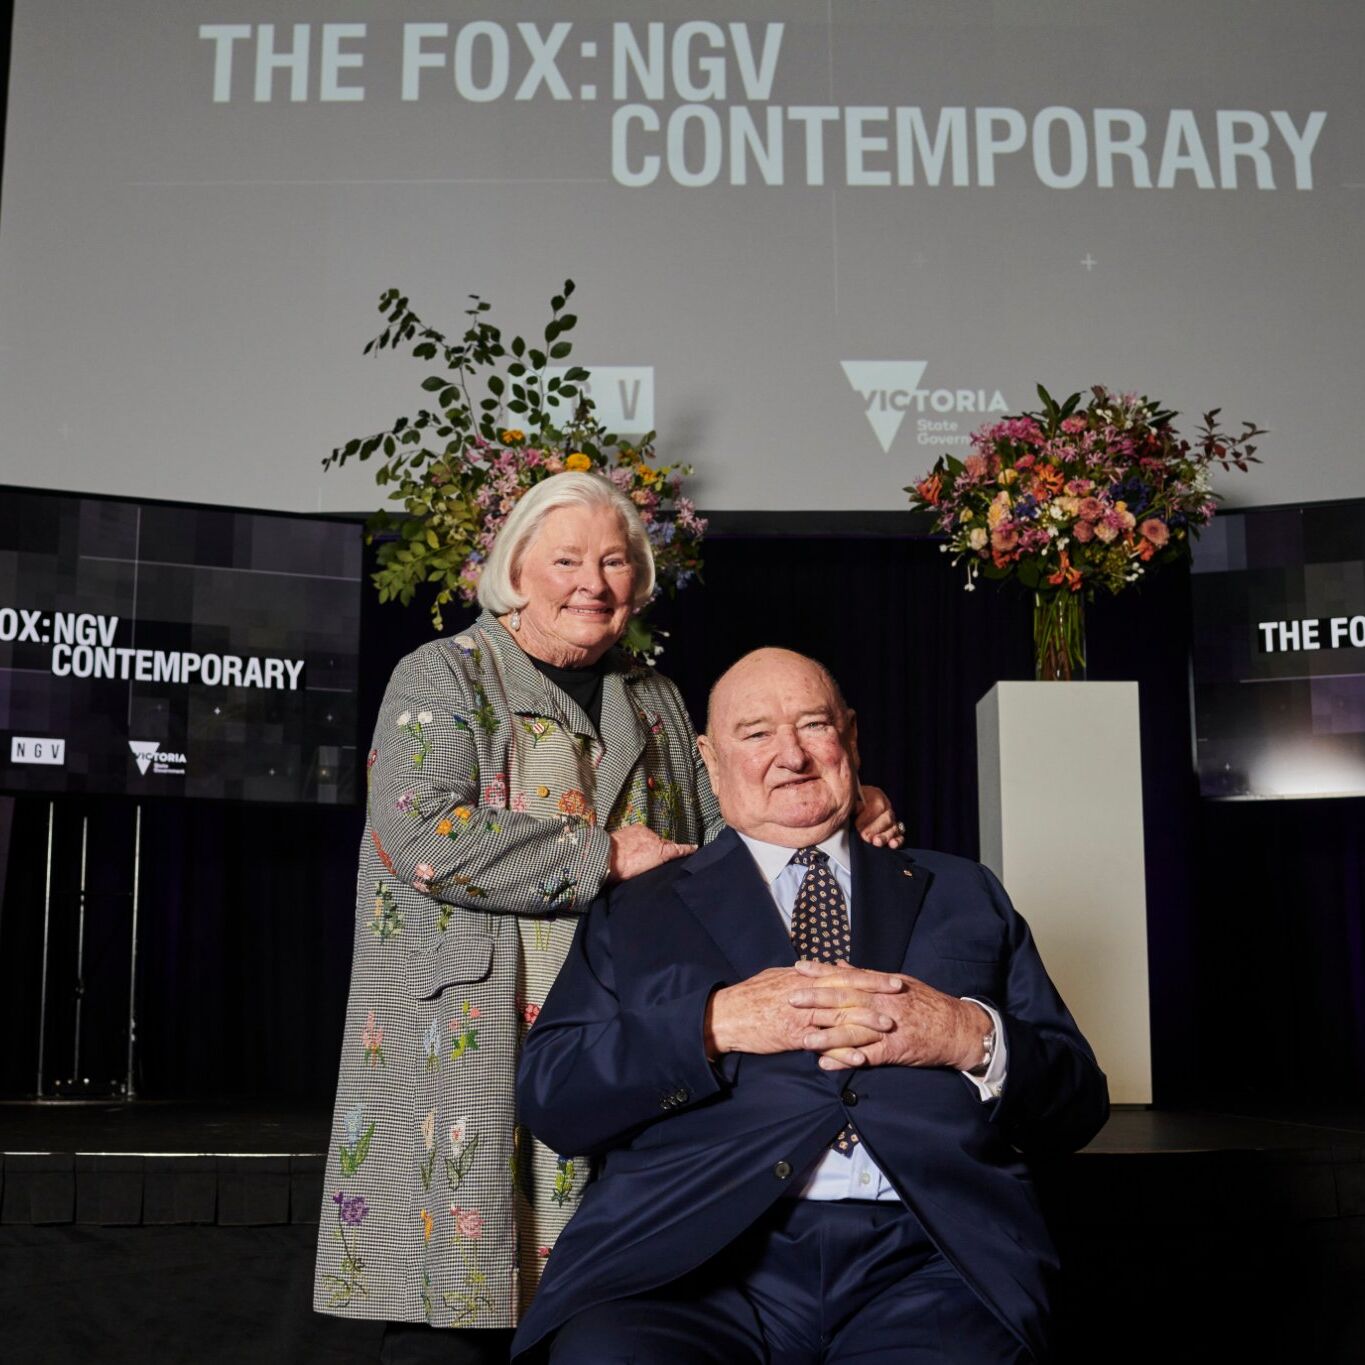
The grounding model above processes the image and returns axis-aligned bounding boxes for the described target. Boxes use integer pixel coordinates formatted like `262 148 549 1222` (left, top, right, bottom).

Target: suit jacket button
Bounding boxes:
841 1088 858 1106
673 1088 688 1103
773 1160 792 1180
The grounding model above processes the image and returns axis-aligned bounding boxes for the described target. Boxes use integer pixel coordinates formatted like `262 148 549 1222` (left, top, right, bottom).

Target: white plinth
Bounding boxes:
976 682 1152 1104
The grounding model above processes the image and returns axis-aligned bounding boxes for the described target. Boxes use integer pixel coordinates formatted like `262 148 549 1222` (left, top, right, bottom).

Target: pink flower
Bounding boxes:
1064 478 1093 497
1094 521 1119 544
483 775 508 809
1139 518 1170 548
1014 454 1036 471
412 863 435 894
1077 497 1105 522
510 791 528 813
963 453 988 481
451 1206 484 1239
520 1000 542 1026
544 456 565 474
1072 520 1096 543
538 1245 551 1258
990 525 1020 554
1060 415 1088 434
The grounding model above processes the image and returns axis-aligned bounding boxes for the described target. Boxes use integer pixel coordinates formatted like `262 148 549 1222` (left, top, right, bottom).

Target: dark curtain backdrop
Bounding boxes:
2 529 1363 1107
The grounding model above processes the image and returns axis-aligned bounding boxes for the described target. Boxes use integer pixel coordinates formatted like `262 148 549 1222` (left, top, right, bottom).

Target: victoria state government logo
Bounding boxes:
840 361 1008 454
129 740 186 777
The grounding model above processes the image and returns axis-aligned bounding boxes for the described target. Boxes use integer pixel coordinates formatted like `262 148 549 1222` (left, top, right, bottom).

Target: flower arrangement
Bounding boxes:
907 385 1264 678
325 281 706 659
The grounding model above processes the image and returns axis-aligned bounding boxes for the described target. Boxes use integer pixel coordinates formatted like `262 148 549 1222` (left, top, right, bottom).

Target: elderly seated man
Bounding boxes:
511 648 1108 1364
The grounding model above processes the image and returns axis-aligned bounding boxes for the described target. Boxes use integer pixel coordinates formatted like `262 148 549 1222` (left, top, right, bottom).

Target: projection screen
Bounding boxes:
1 1 1361 515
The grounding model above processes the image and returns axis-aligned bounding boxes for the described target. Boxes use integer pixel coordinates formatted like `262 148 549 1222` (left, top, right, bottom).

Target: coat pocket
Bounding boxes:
406 933 495 1000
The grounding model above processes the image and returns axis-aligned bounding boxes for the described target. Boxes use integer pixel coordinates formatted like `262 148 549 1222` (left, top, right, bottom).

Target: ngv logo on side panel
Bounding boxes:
545 367 653 433
129 740 186 776
11 736 66 765
841 361 1007 453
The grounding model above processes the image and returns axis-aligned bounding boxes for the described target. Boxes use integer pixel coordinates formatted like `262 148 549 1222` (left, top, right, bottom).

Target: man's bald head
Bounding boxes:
705 648 848 738
698 649 859 847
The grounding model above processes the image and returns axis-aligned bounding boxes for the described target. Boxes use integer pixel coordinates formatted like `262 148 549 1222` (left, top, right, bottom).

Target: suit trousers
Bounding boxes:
545 1198 1034 1365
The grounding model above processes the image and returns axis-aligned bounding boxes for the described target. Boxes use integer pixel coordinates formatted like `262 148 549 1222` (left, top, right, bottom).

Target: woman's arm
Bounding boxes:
368 646 613 918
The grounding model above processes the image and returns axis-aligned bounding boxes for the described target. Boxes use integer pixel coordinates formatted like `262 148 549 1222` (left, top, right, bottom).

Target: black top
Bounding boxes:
527 651 608 733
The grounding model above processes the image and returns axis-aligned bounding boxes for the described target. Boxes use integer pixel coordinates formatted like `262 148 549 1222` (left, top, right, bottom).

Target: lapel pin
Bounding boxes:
902 869 914 878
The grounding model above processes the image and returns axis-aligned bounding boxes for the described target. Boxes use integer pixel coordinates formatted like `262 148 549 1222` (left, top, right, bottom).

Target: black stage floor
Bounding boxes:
5 1097 1364 1155
2 1102 1363 1363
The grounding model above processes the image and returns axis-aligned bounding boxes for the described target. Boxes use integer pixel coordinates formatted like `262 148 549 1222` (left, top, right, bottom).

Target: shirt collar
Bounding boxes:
736 826 852 886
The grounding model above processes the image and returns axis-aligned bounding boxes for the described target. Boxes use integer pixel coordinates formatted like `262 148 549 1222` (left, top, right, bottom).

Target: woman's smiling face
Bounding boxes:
511 503 637 666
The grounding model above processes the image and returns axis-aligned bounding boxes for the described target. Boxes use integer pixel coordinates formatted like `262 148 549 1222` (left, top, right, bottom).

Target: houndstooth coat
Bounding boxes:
314 613 721 1328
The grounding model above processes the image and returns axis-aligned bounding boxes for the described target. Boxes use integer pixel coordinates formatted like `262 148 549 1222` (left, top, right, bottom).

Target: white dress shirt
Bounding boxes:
736 828 1007 1202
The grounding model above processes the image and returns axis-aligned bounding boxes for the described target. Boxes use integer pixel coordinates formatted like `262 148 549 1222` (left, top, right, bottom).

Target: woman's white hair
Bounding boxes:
477 470 656 615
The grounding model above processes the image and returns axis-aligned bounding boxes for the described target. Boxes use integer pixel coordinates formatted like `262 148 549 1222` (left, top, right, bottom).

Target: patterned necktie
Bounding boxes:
789 846 858 1156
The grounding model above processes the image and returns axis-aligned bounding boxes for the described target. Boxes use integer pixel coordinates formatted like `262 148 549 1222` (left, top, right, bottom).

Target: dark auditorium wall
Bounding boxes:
2 523 1363 1108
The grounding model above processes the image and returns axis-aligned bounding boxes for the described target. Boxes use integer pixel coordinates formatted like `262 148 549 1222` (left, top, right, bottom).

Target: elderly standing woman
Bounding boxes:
315 472 902 1363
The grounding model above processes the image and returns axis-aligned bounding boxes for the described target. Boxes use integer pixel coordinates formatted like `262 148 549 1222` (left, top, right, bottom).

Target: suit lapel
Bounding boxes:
592 671 647 827
849 836 932 973
674 828 795 980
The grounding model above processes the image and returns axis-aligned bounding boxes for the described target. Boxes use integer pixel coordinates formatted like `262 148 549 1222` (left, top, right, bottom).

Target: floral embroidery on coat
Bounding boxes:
321 1192 370 1306
370 881 403 940
338 1104 376 1176
361 1010 386 1067
449 1001 480 1061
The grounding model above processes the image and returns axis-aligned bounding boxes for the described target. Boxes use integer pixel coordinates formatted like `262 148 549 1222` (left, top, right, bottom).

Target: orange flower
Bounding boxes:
1031 465 1065 497
915 472 943 505
436 818 454 837
1046 551 1083 592
500 428 525 445
420 1209 433 1242
557 789 588 817
565 452 592 472
454 806 472 823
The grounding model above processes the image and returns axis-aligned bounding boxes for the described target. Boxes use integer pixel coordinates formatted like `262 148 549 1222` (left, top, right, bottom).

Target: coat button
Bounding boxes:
673 1087 688 1103
773 1160 792 1180
841 1088 858 1106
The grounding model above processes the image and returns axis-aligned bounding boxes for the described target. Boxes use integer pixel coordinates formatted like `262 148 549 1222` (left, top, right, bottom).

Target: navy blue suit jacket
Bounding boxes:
513 829 1108 1359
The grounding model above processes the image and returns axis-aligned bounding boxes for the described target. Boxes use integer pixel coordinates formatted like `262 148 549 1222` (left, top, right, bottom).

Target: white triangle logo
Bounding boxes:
840 361 928 453
128 740 160 775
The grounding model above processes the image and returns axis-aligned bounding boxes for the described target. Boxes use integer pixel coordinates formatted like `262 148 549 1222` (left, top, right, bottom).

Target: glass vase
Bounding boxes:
1033 591 1086 681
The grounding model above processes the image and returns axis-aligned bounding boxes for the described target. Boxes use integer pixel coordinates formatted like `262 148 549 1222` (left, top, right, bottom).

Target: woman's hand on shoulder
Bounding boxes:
607 825 698 883
854 785 906 849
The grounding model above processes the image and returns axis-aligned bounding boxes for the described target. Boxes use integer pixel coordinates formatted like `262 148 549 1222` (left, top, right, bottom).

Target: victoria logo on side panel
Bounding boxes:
129 740 186 776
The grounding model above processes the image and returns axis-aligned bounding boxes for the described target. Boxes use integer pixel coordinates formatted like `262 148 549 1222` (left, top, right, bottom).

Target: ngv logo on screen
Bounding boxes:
11 736 65 765
841 361 1007 453
545 367 653 434
129 740 187 777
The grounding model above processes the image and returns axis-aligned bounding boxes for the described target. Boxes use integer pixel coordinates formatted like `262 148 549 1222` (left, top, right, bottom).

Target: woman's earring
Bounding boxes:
509 609 521 631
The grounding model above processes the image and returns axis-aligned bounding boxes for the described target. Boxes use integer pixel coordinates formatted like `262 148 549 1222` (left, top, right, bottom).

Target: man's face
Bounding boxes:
698 650 859 848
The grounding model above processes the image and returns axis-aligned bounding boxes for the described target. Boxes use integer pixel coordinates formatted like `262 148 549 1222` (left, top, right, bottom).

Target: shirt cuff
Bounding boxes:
960 998 1007 1101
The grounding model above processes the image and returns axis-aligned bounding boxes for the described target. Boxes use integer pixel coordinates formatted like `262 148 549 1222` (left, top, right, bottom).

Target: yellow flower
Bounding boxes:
634 462 656 482
436 818 454 837
565 452 592 472
999 468 1019 487
420 1209 433 1242
454 807 472 823
959 509 974 524
500 429 525 445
